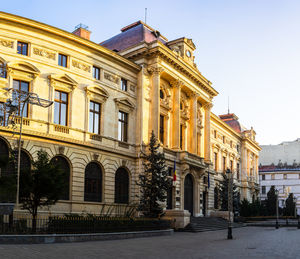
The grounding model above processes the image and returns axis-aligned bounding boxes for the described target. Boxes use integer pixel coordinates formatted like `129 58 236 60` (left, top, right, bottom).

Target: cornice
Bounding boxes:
122 41 218 98
0 11 141 73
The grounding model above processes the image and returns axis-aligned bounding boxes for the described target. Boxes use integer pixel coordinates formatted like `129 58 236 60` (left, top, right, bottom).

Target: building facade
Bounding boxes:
0 12 260 217
211 113 260 209
259 139 300 214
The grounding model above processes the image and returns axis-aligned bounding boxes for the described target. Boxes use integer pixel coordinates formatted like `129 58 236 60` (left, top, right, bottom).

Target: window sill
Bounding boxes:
118 141 129 149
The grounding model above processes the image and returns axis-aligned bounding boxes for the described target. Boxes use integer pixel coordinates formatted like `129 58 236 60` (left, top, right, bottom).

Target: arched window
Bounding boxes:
20 150 31 172
214 186 219 209
114 168 129 204
51 156 70 200
84 162 102 202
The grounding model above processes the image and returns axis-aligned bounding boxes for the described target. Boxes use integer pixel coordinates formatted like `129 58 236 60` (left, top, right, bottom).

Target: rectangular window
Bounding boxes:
159 115 164 144
214 130 217 138
284 174 287 179
89 101 101 134
223 136 225 144
121 78 127 91
223 157 226 172
180 124 183 150
13 79 29 117
262 174 265 180
214 153 218 171
118 111 128 142
54 90 68 126
230 141 233 148
237 163 240 180
17 41 28 56
93 66 100 80
262 186 266 194
271 174 275 180
58 54 68 67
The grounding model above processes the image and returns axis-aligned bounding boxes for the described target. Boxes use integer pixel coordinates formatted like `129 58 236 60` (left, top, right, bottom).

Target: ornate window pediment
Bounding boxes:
114 97 135 112
48 74 78 92
7 61 40 81
85 85 109 103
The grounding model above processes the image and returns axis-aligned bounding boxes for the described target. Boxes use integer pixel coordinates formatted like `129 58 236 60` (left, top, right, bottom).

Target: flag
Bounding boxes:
207 171 210 189
173 160 177 182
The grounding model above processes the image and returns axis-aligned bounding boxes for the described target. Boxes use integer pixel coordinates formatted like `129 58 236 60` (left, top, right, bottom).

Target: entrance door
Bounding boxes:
203 191 207 216
184 174 194 215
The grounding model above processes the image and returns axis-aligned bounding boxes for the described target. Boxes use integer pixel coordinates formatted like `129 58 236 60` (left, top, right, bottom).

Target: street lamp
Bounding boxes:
1 88 53 206
275 189 279 229
226 168 233 239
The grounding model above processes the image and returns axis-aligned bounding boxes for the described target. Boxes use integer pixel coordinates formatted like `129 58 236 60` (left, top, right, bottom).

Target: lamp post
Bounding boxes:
226 168 233 239
1 88 53 206
275 189 279 229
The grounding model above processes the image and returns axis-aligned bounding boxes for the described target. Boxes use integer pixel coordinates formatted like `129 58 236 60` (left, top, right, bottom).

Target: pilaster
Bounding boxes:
204 102 213 162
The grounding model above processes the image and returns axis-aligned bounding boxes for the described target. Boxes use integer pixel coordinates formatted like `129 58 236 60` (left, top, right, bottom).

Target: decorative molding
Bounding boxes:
48 74 78 92
203 102 213 110
0 39 13 48
71 59 91 72
104 72 119 84
129 84 136 92
58 146 65 154
85 85 109 103
147 66 164 75
114 97 135 111
7 61 40 80
170 79 184 88
33 47 55 60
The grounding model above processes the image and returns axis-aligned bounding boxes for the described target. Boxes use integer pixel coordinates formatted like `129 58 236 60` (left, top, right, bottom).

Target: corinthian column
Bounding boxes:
148 66 164 139
204 102 213 162
189 92 199 154
170 80 183 150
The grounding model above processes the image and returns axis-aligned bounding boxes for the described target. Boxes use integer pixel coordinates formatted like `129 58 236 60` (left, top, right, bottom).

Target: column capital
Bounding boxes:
147 66 164 75
188 91 200 100
170 79 184 89
203 102 213 111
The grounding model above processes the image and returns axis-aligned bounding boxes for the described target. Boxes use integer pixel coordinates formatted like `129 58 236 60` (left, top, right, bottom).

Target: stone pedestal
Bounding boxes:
162 209 190 229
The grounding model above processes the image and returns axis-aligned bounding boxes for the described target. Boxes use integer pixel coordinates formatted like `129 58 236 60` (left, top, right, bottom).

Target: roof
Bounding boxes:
100 21 167 52
219 113 242 133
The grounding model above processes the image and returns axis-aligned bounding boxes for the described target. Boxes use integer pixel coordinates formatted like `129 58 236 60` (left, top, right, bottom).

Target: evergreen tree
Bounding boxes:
219 172 239 213
136 131 171 218
266 185 277 216
283 193 295 216
19 150 67 232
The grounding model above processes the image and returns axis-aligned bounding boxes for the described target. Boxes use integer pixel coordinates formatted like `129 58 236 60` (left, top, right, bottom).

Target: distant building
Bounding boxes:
259 139 300 214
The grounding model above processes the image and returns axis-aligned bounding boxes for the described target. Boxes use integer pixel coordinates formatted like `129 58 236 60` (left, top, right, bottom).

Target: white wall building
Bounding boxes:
259 139 300 214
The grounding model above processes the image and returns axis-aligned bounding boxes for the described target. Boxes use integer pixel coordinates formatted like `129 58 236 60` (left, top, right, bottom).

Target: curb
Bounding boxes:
0 229 174 244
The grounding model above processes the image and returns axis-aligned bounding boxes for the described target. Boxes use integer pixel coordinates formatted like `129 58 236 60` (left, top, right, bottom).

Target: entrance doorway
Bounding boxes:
184 174 194 216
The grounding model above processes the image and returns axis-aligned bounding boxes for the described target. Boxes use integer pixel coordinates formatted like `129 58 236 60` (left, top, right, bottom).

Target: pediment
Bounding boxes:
48 74 78 86
114 97 135 110
85 85 109 99
7 61 40 75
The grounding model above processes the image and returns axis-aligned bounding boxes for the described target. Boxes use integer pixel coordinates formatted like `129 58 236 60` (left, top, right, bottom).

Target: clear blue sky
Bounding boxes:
2 0 300 145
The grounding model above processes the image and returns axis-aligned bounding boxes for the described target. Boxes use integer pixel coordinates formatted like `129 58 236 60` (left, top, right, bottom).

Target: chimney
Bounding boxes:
72 24 91 40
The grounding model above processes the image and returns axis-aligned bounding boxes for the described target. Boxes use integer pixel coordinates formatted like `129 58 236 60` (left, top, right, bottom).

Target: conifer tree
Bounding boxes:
219 173 239 213
266 185 277 216
137 131 171 218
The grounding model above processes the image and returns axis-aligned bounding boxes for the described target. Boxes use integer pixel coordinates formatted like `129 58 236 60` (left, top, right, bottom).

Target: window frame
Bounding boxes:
54 90 68 126
13 79 30 117
118 111 128 142
89 101 101 134
93 66 100 80
58 53 68 68
17 41 28 56
121 78 128 91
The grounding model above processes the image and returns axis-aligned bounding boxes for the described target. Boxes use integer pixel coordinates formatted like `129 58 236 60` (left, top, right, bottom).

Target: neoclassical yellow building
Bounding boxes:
0 12 260 217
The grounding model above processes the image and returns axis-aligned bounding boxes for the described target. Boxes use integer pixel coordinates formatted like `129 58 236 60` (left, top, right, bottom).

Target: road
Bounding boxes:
0 227 300 259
